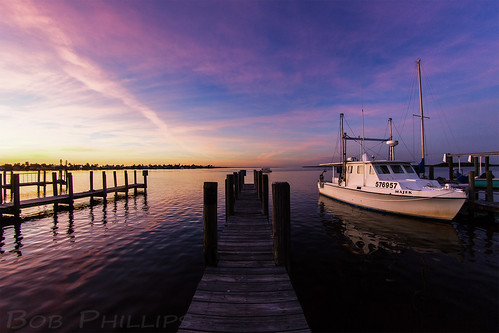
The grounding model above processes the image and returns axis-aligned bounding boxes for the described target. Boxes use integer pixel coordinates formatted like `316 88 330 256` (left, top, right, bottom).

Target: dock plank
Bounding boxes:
178 183 309 332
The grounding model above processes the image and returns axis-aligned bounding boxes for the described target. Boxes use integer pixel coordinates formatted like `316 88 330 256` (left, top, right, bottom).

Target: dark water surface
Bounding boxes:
0 169 497 332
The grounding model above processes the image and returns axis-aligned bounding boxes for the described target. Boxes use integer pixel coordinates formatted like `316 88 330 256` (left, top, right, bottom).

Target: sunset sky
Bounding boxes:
0 0 497 167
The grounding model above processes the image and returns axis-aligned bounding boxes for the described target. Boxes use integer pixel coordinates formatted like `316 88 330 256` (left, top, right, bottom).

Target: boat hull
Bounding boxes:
474 178 499 189
318 182 465 220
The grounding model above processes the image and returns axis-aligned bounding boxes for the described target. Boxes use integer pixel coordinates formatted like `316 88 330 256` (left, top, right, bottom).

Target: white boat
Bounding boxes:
318 60 466 220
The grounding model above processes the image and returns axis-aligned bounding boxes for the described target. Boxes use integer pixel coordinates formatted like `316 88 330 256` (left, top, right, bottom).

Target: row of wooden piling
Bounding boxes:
203 170 291 267
467 170 497 214
0 170 148 218
445 155 494 181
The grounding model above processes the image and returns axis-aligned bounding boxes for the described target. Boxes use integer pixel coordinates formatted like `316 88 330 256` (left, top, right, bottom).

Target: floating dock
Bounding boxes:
179 176 310 332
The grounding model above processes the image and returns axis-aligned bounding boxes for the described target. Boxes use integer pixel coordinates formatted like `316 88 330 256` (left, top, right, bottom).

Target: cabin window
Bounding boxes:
375 165 391 174
390 165 404 174
357 165 364 174
347 166 353 173
403 165 415 173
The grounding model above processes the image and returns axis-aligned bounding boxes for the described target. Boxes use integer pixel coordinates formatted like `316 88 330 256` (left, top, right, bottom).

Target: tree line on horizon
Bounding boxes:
0 161 218 171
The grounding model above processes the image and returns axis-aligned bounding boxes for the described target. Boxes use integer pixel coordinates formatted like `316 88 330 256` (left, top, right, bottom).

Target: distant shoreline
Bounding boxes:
0 163 226 172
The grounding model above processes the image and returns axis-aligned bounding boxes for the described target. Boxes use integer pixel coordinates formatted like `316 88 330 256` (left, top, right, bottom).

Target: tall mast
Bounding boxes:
417 59 426 176
388 118 394 160
340 113 346 184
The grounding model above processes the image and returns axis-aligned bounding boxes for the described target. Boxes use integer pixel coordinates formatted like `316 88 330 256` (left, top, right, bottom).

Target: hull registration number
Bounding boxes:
375 181 397 189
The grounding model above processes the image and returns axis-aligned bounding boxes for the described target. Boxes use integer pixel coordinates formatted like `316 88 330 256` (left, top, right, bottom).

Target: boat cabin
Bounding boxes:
332 161 419 188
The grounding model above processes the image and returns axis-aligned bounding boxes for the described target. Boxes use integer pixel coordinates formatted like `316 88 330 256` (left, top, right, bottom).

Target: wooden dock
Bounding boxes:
179 179 310 332
0 170 147 217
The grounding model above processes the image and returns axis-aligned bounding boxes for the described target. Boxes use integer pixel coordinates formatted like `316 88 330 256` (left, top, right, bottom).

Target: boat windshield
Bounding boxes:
390 165 405 174
374 165 391 174
402 165 415 173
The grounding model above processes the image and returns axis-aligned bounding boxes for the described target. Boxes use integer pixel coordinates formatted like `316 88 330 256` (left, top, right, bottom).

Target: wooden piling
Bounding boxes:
12 174 20 218
468 171 475 215
262 174 269 216
59 169 63 193
486 170 493 202
239 170 246 189
2 171 6 199
429 165 434 180
52 172 58 211
272 182 290 268
37 170 41 196
485 156 490 172
90 171 95 204
134 170 138 195
203 182 218 267
225 174 235 219
257 171 263 200
102 171 107 201
447 154 454 180
124 170 129 197
43 170 47 196
233 172 239 200
142 170 148 193
474 157 479 177
113 171 118 197
67 173 74 209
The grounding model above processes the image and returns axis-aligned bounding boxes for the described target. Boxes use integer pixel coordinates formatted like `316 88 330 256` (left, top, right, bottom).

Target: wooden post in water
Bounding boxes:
262 174 269 216
37 170 41 196
468 171 475 215
2 171 6 200
113 171 118 197
10 171 13 200
203 182 218 267
429 165 434 180
447 154 454 181
486 170 493 202
102 171 107 202
59 169 63 193
272 182 290 268
67 173 74 209
89 171 94 204
257 171 263 201
142 170 148 193
134 170 138 195
225 174 234 219
239 170 245 189
52 172 58 212
43 170 47 196
485 156 490 172
473 157 479 177
124 170 129 197
233 172 239 200
253 170 257 187
12 174 20 218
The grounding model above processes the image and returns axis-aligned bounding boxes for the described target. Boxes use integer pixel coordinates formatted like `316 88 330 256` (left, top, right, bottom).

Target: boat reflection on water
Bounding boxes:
318 195 463 258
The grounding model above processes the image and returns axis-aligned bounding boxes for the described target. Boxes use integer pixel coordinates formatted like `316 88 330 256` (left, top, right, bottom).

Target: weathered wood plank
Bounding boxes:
179 182 310 333
180 313 309 332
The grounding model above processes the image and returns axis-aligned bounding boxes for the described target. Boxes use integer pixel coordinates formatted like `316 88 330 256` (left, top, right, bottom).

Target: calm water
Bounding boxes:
0 168 497 332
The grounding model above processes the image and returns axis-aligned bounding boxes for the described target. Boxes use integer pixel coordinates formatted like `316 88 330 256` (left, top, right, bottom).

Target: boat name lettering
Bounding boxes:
375 181 397 189
395 189 412 194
